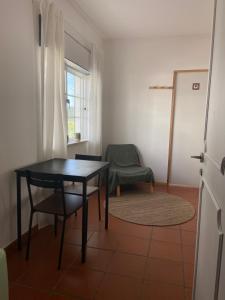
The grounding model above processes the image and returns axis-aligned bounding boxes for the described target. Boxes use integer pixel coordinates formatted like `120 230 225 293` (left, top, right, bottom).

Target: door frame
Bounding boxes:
166 69 209 185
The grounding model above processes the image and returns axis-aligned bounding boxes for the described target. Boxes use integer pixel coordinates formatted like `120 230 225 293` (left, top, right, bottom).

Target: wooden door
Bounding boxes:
193 0 225 299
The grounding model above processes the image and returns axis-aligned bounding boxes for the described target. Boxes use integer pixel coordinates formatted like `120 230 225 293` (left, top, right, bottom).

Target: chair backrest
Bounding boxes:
25 171 66 214
104 144 140 167
75 154 102 161
75 154 102 186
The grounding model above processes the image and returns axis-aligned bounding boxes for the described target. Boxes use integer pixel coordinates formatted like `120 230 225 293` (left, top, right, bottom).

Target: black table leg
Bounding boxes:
81 180 88 263
105 168 109 229
16 173 22 250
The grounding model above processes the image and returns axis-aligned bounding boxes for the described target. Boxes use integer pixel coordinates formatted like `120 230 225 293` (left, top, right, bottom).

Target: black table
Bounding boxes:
15 158 110 262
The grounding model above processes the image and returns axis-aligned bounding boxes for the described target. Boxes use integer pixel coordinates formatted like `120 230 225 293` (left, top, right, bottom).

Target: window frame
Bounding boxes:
64 59 90 145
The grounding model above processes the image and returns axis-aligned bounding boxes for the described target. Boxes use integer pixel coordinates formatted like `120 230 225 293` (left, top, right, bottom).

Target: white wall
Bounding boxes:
102 36 211 183
0 0 37 249
0 0 103 248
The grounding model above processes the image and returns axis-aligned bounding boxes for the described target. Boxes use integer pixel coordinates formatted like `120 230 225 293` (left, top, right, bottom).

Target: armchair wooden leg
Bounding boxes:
150 183 154 193
116 185 121 197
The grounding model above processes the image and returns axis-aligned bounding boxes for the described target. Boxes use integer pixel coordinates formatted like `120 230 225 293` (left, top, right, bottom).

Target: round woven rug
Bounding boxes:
109 192 195 226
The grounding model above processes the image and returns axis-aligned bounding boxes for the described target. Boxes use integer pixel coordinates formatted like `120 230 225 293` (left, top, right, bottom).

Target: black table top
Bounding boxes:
15 158 110 181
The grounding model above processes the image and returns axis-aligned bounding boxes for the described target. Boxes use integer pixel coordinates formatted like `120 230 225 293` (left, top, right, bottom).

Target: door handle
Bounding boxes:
220 157 225 175
191 153 204 163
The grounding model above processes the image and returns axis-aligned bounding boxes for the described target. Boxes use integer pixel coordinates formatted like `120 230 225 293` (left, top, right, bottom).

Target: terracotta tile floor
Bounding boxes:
6 185 198 300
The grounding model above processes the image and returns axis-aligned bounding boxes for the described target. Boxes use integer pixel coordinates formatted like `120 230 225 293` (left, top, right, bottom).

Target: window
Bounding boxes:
65 60 89 143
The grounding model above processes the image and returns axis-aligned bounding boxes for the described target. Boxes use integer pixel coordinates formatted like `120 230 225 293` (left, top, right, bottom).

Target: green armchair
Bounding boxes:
104 144 155 196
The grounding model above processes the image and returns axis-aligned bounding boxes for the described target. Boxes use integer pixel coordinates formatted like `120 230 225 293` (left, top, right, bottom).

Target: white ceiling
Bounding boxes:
71 0 214 39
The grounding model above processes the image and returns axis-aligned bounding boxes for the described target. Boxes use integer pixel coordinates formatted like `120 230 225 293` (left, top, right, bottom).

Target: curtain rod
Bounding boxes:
65 31 91 54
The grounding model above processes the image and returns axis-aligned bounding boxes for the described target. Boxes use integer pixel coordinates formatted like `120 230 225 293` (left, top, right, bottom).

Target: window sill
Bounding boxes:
67 139 88 146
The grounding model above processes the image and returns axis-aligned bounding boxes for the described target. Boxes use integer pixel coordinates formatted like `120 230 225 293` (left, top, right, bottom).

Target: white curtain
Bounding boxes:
33 0 67 227
37 0 67 161
87 46 103 155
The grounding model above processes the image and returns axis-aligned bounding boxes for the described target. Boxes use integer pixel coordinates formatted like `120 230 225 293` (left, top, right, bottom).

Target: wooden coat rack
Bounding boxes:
149 86 174 90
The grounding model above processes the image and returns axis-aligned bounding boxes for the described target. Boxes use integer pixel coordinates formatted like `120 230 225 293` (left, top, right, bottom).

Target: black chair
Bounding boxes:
25 171 83 270
64 154 102 220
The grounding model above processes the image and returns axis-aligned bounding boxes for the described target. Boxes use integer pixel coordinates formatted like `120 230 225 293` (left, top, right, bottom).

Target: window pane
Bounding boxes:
75 76 81 97
67 72 75 95
75 117 80 133
68 118 75 140
75 97 81 118
67 96 75 118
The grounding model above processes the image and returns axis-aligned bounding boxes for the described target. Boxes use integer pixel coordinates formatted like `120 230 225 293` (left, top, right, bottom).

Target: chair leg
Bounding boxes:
97 190 101 220
58 218 66 270
74 183 77 217
26 211 34 260
54 214 58 237
150 182 154 193
73 181 77 216
116 185 121 197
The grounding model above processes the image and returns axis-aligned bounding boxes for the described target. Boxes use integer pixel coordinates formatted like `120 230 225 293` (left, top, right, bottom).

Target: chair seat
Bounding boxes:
112 166 152 178
64 184 99 196
34 193 83 217
110 166 154 185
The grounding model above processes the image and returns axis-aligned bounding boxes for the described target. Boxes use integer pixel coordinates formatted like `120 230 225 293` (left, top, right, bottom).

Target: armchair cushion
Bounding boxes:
105 144 154 193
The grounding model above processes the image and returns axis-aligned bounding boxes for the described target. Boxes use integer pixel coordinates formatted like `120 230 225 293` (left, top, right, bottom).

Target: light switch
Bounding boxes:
192 83 200 90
